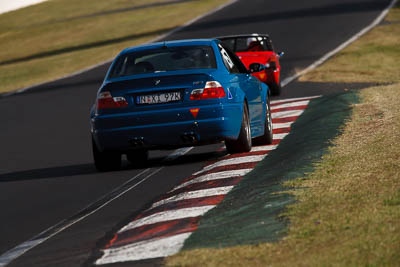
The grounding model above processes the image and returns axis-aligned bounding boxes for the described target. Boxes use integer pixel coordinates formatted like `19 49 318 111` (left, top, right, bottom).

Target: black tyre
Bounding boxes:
254 98 273 145
126 149 148 166
269 81 281 96
92 138 121 172
225 103 252 154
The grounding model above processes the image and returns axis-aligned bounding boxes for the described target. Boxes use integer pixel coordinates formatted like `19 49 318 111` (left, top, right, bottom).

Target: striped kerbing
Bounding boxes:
95 96 319 265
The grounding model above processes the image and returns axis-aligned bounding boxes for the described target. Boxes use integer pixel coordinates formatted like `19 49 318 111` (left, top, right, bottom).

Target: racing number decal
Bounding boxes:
219 45 234 70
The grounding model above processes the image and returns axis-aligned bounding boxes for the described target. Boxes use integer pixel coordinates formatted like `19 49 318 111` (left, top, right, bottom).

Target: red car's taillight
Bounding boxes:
190 81 226 100
97 91 128 110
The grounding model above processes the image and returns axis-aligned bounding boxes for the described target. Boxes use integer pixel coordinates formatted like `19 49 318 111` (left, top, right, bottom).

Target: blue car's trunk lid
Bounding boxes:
102 73 214 112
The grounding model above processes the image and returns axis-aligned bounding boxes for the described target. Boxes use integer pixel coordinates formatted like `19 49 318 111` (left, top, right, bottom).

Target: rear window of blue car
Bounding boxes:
109 45 217 78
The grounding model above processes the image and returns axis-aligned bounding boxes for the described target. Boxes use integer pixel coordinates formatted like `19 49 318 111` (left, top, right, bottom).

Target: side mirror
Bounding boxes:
248 63 266 73
278 51 284 57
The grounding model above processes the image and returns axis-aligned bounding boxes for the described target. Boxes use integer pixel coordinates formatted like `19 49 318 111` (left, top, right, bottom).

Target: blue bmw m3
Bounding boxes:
90 39 273 171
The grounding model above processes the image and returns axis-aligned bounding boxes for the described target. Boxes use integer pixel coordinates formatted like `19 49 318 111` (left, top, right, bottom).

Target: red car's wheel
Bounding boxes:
269 81 281 96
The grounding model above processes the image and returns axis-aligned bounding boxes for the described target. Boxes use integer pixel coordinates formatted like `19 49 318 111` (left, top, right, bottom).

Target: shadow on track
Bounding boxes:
0 163 97 182
0 148 227 182
146 147 227 168
1 77 105 98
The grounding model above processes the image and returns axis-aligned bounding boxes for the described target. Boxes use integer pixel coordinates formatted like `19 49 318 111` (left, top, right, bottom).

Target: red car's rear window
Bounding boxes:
220 36 273 53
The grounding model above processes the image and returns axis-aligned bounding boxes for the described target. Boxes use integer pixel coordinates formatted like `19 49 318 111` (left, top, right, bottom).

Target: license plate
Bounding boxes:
136 91 182 105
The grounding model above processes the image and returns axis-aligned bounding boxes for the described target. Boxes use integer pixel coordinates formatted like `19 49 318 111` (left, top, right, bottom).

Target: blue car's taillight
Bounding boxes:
190 81 226 100
97 91 128 110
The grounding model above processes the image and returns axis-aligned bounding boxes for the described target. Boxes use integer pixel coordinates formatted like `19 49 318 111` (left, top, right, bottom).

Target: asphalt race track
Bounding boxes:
0 0 391 266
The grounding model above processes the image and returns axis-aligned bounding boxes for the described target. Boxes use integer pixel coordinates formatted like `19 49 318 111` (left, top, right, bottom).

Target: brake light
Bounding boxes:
97 91 128 110
190 81 226 100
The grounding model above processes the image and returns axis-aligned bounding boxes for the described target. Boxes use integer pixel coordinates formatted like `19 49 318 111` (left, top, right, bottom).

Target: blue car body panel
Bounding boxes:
90 39 269 152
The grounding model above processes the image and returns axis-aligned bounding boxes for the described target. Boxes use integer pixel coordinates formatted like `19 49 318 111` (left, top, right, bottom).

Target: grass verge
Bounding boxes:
0 0 229 94
166 3 400 267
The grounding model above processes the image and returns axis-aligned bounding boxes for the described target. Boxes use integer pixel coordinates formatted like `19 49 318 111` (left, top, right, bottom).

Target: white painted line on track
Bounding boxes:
273 133 289 140
272 122 294 129
0 147 193 267
251 144 279 152
271 100 310 111
280 0 398 87
0 167 148 265
173 169 252 191
271 95 321 104
0 239 45 267
272 109 305 119
152 186 234 209
96 232 192 265
118 206 215 234
166 146 193 161
193 155 266 176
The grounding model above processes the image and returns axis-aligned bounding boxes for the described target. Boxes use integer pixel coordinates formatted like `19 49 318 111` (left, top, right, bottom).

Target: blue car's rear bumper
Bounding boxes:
91 103 242 151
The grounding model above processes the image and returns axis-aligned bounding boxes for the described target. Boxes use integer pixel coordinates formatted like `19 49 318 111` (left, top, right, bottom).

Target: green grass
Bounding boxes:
166 3 400 267
0 0 230 94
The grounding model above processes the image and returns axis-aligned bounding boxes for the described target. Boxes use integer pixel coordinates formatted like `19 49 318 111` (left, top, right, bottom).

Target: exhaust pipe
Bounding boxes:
129 137 145 147
181 132 198 144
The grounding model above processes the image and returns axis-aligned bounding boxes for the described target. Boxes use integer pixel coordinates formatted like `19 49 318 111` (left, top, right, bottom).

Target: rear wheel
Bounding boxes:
126 149 148 166
225 104 252 154
254 98 273 145
92 138 121 172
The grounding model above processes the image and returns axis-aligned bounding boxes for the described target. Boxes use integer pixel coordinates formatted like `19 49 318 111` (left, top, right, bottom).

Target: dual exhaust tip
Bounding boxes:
129 137 145 147
181 132 198 143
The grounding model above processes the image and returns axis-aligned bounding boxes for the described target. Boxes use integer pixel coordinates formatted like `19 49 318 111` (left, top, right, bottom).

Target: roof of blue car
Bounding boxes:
120 39 218 54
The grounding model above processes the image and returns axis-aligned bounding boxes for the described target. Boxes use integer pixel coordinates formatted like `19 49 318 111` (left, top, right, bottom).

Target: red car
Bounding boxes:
218 34 283 95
